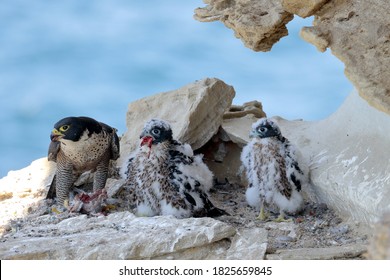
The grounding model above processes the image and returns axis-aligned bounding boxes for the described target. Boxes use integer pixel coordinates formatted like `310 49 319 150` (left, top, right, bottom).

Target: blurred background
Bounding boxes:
0 0 353 178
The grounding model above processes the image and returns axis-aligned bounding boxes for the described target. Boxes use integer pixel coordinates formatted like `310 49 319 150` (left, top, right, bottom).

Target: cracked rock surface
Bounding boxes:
194 0 294 52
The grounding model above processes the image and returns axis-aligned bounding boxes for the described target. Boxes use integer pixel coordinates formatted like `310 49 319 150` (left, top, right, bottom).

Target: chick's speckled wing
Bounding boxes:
168 140 213 194
167 140 227 217
283 139 308 192
240 140 258 188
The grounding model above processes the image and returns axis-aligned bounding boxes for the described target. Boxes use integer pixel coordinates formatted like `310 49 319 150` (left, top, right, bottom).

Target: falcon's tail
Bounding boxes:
206 205 230 217
46 174 57 199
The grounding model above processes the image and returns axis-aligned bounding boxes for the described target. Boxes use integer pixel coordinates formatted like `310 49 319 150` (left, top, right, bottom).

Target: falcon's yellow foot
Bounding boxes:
64 199 69 208
256 207 269 221
274 213 292 223
51 205 67 214
51 199 70 214
103 204 116 212
51 207 62 214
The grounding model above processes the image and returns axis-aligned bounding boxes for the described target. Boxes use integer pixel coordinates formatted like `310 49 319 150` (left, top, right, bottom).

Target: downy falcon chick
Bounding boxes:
48 116 120 206
121 118 227 218
240 118 307 222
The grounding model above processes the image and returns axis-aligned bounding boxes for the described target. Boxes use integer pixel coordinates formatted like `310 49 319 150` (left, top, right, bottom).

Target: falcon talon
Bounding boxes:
274 212 293 223
256 206 269 221
51 204 68 214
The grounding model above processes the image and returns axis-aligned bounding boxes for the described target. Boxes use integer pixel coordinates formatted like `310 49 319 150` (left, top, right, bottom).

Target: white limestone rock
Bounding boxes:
0 212 268 260
276 90 390 225
222 114 259 147
0 158 56 231
226 228 268 260
267 244 367 260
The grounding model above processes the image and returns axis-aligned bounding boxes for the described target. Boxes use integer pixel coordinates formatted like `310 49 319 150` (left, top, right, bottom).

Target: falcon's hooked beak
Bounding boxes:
140 136 153 148
50 129 64 142
140 135 153 158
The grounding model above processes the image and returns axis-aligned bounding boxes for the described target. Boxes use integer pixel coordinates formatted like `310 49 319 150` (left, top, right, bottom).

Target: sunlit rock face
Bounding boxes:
300 0 390 116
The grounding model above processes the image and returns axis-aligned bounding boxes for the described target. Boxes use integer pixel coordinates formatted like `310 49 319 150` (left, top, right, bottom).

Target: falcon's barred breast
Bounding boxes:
241 118 307 222
121 118 227 218
48 116 119 206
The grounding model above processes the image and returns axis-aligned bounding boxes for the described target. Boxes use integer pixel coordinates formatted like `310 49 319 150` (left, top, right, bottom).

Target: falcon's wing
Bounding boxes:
100 123 120 160
48 141 60 162
110 130 120 160
46 175 57 199
47 141 59 199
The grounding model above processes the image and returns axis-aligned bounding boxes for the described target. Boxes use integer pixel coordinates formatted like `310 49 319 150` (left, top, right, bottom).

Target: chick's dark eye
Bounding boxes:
152 128 160 135
258 127 266 133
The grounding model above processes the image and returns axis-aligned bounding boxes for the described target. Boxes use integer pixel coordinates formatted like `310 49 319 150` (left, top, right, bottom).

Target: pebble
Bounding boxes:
331 217 343 225
275 235 295 243
316 203 328 212
2 224 12 232
298 239 317 248
330 224 349 235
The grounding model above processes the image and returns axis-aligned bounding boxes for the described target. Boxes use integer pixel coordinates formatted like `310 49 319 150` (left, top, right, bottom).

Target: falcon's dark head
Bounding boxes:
250 118 282 139
50 116 103 142
140 119 173 148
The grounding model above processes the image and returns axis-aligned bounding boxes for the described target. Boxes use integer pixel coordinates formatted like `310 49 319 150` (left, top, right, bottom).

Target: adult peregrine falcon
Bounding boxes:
121 118 227 218
48 116 120 206
240 118 306 222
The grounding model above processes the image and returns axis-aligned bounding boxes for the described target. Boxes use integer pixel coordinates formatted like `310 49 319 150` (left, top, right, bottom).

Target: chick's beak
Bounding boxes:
140 135 153 149
50 128 63 141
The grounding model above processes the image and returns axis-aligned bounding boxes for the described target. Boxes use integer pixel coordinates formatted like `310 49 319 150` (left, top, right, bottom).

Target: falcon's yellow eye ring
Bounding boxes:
60 125 70 132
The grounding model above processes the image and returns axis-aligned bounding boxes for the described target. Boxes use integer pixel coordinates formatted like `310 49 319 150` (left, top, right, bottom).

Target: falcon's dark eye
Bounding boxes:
258 127 267 133
60 125 70 132
152 128 161 135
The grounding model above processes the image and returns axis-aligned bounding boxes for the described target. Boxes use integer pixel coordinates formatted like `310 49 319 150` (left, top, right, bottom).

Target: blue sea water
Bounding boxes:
0 0 353 178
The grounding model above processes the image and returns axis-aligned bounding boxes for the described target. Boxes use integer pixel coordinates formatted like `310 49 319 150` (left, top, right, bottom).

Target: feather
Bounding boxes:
241 118 306 220
122 119 227 218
